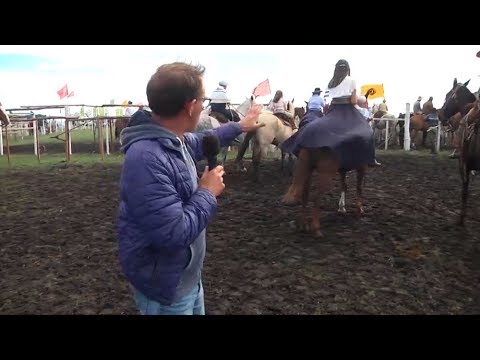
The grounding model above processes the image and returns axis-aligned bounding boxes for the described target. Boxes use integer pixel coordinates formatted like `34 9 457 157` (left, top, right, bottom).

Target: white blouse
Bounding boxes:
325 76 357 101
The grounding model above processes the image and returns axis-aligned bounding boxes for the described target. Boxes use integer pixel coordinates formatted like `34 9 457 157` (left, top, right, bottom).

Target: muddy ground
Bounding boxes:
1 152 479 314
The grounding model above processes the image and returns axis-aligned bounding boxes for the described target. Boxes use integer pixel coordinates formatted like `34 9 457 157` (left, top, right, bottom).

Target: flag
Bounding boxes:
122 100 129 106
361 84 384 100
57 84 69 99
252 79 271 98
67 91 75 98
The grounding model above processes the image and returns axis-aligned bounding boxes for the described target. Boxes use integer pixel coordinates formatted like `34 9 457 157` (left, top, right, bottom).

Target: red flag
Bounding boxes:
67 91 75 98
252 79 271 98
57 84 69 99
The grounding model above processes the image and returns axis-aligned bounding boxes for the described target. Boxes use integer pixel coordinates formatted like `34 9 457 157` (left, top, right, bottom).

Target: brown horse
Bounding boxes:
440 78 478 225
294 106 306 121
282 147 367 238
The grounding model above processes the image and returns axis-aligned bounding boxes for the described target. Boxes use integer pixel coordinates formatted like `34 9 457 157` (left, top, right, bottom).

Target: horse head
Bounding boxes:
286 98 295 117
235 96 256 118
440 78 476 121
294 106 306 120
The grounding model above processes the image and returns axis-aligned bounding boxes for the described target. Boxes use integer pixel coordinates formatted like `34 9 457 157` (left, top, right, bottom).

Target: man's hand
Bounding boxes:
199 165 225 197
239 104 265 132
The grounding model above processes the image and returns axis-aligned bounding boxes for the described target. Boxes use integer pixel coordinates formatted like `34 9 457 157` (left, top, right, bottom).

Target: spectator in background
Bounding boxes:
413 96 422 114
125 101 137 117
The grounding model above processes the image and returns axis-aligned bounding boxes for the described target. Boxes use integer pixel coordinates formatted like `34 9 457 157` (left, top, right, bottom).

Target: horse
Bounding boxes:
0 102 11 127
294 106 306 121
196 96 254 165
115 118 129 139
440 77 479 225
282 146 368 238
234 99 296 181
397 110 441 150
372 112 399 148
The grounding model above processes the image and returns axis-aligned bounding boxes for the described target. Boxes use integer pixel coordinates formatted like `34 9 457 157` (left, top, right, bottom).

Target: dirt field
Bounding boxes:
1 152 479 314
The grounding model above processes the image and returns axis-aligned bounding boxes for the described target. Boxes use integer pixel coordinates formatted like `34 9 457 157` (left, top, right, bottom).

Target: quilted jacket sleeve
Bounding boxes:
122 149 217 251
185 122 242 161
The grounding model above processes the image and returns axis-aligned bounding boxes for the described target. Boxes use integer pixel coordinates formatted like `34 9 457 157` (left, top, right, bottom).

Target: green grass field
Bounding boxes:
1 128 453 170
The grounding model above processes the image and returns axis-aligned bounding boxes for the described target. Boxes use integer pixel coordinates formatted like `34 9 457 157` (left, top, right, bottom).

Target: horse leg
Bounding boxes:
310 149 338 238
338 170 347 213
251 139 266 182
220 146 228 166
234 131 253 171
296 170 312 232
356 166 367 216
422 130 428 148
283 148 311 205
281 150 285 172
288 153 295 176
458 159 470 226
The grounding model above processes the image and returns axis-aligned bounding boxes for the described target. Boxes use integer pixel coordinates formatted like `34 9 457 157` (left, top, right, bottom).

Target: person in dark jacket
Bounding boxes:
117 62 263 315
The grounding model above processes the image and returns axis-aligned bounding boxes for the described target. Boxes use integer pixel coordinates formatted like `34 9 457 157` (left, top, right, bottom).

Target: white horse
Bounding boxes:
235 100 296 181
372 112 399 147
196 96 254 165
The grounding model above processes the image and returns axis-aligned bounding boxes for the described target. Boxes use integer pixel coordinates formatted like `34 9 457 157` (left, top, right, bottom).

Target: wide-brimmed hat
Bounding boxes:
312 87 322 95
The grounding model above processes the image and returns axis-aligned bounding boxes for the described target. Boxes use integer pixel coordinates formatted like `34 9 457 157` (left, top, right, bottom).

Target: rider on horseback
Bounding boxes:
373 99 388 118
307 87 325 117
413 96 422 114
357 96 381 166
209 81 240 122
422 97 434 115
268 90 297 129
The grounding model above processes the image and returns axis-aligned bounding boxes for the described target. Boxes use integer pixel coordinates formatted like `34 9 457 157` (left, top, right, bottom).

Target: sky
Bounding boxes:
0 45 479 116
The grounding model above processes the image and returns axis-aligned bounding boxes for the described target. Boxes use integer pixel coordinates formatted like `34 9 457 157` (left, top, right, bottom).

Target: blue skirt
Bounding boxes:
281 104 375 171
299 110 323 129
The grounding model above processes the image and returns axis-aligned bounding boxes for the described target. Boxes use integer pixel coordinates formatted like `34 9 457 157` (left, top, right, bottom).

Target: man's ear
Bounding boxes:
185 99 196 116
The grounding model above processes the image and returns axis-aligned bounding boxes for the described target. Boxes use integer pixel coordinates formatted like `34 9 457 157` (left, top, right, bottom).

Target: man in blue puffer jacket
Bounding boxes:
117 62 263 315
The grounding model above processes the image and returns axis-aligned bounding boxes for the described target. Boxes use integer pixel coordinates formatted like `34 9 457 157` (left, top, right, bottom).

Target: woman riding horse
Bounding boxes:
268 90 297 130
281 59 376 237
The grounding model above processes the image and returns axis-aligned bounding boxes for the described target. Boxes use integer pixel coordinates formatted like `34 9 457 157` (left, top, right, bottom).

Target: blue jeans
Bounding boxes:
132 282 205 315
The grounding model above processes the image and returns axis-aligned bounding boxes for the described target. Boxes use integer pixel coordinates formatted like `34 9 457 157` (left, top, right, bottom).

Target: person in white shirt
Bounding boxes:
125 101 137 117
281 59 376 170
209 81 240 122
356 96 381 166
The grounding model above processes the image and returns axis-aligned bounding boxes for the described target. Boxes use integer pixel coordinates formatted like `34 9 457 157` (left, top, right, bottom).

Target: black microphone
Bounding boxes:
202 135 220 170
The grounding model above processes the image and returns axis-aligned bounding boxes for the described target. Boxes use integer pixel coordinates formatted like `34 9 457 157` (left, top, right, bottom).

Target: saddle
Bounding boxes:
209 111 229 124
273 112 297 129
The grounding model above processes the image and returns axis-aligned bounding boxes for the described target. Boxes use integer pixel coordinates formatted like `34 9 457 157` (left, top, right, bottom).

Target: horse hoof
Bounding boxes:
295 220 308 232
282 195 300 206
337 207 347 214
356 207 364 217
313 230 324 238
455 219 465 226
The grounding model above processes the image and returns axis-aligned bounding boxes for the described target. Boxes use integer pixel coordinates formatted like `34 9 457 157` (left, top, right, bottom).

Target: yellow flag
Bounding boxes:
122 100 128 106
361 84 384 100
